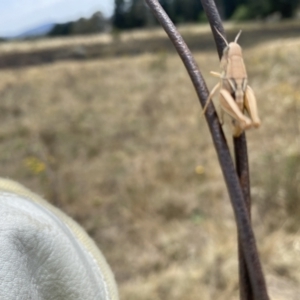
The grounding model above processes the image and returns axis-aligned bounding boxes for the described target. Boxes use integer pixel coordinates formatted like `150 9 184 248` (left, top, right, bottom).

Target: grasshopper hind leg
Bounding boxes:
219 88 252 132
232 120 244 137
245 85 261 128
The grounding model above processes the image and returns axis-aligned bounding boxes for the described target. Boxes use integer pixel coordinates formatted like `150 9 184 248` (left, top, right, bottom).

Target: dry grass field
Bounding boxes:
0 22 299 299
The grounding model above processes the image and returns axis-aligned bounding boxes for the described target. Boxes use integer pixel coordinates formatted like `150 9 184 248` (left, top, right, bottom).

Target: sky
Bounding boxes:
0 0 114 37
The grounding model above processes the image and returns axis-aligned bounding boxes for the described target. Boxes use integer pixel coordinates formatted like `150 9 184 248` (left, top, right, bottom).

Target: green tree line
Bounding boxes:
47 0 300 37
113 0 300 30
48 12 108 37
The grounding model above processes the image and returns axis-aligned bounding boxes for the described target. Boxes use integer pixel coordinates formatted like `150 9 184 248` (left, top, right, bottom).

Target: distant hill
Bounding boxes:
16 23 55 39
10 11 109 40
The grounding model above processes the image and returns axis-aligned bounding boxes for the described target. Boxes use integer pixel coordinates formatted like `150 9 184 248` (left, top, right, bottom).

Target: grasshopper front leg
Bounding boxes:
202 82 220 114
219 88 252 136
245 85 261 128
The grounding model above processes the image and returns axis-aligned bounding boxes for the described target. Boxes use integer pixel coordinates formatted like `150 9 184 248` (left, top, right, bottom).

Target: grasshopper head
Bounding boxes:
227 30 243 56
220 41 245 78
227 42 242 56
222 42 242 61
221 30 243 57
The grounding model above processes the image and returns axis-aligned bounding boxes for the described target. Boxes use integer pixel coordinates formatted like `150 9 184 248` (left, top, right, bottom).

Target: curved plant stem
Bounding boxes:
199 1 264 299
234 134 253 300
200 1 254 299
145 0 269 299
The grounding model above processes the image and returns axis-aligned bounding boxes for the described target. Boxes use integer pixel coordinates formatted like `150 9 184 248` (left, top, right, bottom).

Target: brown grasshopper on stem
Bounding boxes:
203 29 261 137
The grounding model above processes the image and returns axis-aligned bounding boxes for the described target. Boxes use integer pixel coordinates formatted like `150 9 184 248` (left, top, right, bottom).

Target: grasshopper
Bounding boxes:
203 30 261 137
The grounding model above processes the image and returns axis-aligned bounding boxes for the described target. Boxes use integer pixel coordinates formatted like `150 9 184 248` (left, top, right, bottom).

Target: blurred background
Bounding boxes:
0 0 300 299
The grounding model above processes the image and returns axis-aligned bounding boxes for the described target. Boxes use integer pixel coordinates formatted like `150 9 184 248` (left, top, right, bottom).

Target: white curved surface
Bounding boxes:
0 178 119 300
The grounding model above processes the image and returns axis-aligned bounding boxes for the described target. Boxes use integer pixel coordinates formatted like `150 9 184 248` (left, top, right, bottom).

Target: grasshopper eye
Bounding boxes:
223 47 229 55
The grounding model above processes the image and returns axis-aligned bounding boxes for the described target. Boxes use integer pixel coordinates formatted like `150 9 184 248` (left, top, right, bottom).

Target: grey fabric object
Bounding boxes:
0 178 119 300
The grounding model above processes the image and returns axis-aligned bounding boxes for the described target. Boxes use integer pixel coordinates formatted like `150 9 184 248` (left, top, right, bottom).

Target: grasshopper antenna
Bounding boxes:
234 30 242 43
214 27 228 46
